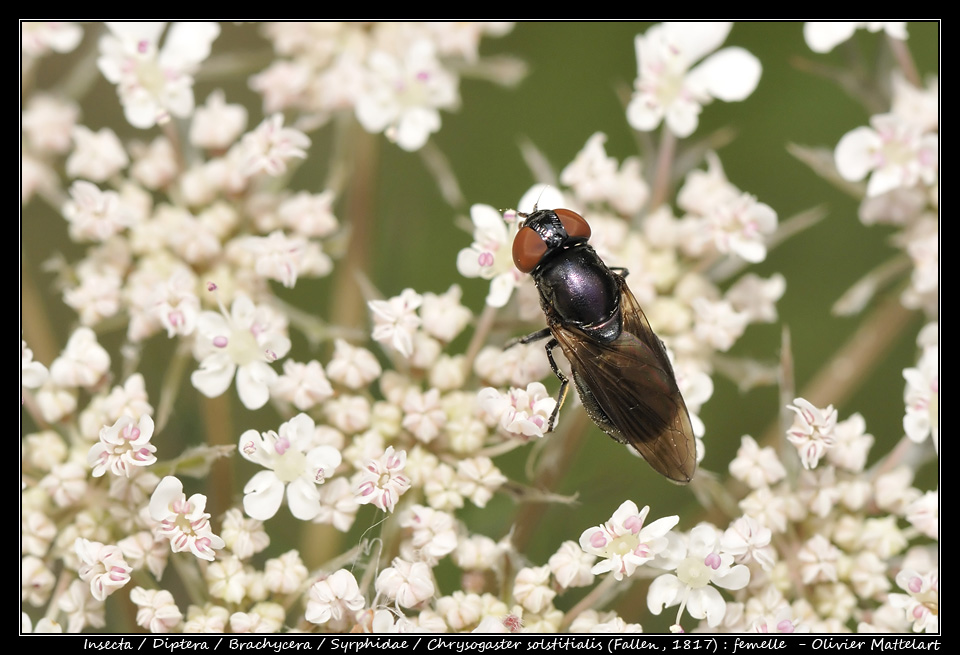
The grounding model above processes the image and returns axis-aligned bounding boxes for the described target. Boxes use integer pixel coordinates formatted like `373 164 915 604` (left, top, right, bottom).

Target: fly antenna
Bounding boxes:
532 185 549 213
517 185 551 223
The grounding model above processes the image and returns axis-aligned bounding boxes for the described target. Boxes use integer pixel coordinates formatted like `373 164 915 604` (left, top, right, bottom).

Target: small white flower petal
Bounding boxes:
687 585 727 627
713 563 751 590
647 574 684 615
149 476 184 521
835 127 880 182
666 22 733 63
243 471 285 520
803 22 863 53
664 100 701 139
691 47 762 102
286 477 321 521
486 272 517 308
191 353 235 398
236 361 276 410
456 247 484 277
160 22 220 68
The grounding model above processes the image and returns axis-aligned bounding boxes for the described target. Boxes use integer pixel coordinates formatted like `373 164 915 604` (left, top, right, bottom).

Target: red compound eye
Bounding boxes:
555 208 591 240
513 225 548 273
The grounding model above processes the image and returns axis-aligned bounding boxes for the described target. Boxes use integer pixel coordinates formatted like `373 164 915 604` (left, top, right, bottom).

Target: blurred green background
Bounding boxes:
22 22 938 630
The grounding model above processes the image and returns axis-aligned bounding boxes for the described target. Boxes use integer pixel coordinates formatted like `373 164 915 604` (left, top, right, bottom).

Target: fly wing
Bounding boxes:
551 277 697 483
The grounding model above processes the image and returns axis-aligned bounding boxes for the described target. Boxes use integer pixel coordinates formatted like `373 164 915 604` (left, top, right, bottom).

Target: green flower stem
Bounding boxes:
511 409 591 552
328 117 379 334
199 393 234 521
649 126 677 211
155 341 194 434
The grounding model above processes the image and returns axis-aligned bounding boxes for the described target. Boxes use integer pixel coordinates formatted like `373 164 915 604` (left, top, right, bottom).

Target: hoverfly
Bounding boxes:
511 207 696 484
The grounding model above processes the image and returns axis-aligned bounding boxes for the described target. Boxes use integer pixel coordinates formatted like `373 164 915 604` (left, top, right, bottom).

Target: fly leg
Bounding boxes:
505 327 551 349
541 338 570 432
507 328 568 432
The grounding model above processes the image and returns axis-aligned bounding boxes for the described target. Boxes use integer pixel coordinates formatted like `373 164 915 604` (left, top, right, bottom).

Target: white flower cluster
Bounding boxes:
255 22 514 151
627 22 761 138
97 22 221 129
21 21 936 636
831 65 938 317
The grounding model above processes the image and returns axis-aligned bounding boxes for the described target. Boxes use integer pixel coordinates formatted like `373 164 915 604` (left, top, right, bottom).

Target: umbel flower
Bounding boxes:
456 204 523 308
305 569 365 628
786 397 838 469
627 22 761 138
579 501 679 581
478 382 557 439
97 22 220 129
368 288 423 358
75 538 132 602
190 293 291 410
835 113 938 197
355 446 411 513
889 569 939 633
87 414 157 478
903 329 938 449
149 476 225 561
355 39 459 151
647 524 750 628
376 557 436 608
239 413 342 521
